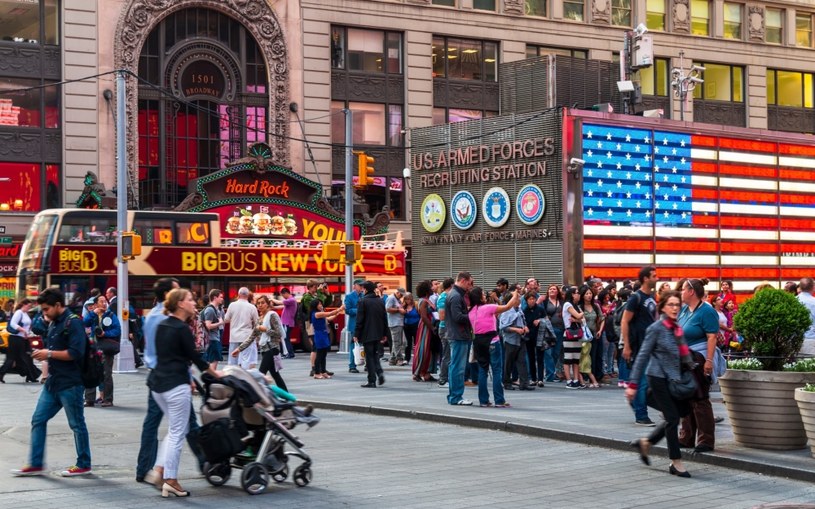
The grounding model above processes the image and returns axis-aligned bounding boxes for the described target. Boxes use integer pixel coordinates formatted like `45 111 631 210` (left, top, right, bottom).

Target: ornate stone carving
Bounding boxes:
673 0 690 33
114 0 290 207
0 129 41 161
504 0 524 16
693 100 746 127
0 44 41 77
748 6 765 42
768 106 815 134
592 0 611 24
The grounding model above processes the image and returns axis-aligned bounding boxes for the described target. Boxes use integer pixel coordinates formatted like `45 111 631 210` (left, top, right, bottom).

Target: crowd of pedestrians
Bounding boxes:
6 269 815 488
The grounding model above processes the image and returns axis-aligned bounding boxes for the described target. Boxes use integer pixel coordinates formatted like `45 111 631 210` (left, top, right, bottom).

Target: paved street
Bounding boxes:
0 356 814 508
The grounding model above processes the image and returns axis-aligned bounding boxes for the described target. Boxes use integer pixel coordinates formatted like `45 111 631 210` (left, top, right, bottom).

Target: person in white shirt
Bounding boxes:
224 287 259 368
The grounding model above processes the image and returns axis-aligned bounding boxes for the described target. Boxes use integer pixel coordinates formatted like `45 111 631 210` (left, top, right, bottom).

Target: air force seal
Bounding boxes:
482 187 510 228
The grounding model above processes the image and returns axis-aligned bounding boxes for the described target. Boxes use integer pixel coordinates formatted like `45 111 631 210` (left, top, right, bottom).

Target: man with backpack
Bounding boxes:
203 289 225 371
12 288 92 477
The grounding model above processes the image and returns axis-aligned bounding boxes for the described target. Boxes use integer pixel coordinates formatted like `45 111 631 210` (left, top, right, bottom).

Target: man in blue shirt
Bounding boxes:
13 288 92 477
135 277 206 484
344 279 364 373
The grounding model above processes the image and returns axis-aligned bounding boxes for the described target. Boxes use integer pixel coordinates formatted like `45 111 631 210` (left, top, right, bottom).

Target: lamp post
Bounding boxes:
670 50 705 122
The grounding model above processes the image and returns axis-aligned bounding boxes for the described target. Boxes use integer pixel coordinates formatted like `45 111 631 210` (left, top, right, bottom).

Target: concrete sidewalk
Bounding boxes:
283 352 815 482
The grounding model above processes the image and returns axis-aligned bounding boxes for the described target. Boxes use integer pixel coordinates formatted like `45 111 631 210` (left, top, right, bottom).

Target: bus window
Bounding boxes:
177 222 210 245
134 219 174 245
58 216 117 244
20 214 56 271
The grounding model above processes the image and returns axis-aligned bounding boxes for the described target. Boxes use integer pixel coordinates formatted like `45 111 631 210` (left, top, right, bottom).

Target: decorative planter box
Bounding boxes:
794 388 815 458
719 370 815 450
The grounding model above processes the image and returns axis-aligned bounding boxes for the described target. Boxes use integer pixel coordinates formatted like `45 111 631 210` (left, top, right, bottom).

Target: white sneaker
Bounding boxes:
455 399 473 406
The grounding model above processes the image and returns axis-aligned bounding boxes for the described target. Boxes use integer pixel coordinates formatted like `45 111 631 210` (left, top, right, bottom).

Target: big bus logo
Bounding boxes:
58 249 98 272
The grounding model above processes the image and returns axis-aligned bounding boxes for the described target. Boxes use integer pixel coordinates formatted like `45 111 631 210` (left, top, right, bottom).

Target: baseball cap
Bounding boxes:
353 279 365 286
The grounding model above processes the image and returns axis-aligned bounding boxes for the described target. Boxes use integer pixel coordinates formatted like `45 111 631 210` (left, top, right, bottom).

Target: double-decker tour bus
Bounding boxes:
17 208 406 347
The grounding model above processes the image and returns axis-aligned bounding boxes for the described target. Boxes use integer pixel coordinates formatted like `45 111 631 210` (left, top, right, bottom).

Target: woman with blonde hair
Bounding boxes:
146 288 220 497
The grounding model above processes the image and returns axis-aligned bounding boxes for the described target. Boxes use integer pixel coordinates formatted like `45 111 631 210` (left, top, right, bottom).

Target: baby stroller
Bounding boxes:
196 366 319 495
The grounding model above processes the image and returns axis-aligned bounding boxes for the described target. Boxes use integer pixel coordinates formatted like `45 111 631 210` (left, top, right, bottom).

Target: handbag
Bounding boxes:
666 369 698 400
98 338 121 355
564 322 583 341
581 321 594 343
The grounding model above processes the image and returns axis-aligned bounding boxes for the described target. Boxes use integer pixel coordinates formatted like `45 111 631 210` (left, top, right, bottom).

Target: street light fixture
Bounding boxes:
670 50 704 122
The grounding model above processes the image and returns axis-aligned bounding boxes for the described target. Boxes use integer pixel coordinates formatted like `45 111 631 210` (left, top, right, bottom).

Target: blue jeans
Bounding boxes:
29 385 91 469
136 390 206 479
447 339 469 405
603 335 616 374
617 351 630 382
631 369 650 421
543 328 563 382
283 325 295 358
478 341 505 405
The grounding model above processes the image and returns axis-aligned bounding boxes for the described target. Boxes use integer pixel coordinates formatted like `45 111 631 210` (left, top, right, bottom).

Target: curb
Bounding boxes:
300 399 815 483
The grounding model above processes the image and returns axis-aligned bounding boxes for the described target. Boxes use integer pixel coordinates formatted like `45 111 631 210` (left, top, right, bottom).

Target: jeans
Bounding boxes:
447 339 469 405
617 351 630 383
631 369 650 421
283 325 295 358
543 328 563 382
136 389 205 479
152 384 190 479
438 336 450 383
603 335 616 374
474 336 505 405
29 385 91 469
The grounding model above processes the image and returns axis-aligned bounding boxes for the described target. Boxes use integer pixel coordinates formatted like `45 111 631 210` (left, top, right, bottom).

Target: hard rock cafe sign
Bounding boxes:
176 143 390 242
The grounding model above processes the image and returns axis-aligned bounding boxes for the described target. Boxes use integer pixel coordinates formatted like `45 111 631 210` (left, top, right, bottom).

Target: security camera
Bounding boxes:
570 158 585 166
634 23 648 36
402 167 411 179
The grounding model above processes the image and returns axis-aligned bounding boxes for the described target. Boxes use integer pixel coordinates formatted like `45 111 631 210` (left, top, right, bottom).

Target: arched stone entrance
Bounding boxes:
113 0 290 206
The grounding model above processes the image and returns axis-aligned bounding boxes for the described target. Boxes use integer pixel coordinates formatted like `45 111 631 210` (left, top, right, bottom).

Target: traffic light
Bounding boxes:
345 241 362 262
357 152 375 187
121 232 142 260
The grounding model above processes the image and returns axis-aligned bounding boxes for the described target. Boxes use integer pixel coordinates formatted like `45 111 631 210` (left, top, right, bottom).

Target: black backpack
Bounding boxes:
67 313 105 389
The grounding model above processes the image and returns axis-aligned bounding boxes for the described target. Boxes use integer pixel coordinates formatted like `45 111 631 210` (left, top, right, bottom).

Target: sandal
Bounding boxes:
495 402 511 408
313 374 325 379
479 401 493 407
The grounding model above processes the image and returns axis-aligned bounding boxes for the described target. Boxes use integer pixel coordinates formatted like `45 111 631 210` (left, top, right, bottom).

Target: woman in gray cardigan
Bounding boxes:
625 291 695 478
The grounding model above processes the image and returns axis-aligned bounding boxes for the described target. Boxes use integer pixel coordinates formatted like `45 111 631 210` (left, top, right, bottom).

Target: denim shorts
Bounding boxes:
205 338 223 362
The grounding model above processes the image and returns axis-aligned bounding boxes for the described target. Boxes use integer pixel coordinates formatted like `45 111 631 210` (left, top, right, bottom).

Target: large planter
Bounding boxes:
794 388 815 458
719 370 815 450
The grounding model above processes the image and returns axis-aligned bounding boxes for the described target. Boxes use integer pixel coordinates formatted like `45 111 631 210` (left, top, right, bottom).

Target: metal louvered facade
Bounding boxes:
410 109 564 288
500 56 624 115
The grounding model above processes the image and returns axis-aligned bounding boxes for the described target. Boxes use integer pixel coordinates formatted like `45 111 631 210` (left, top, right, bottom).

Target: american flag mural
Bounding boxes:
580 122 815 296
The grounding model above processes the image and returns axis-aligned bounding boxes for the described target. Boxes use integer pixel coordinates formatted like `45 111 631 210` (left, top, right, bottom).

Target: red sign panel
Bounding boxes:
50 245 405 277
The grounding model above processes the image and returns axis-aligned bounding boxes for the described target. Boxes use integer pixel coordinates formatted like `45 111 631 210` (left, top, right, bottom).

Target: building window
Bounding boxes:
639 57 670 96
612 0 631 27
432 108 497 124
766 8 783 44
526 45 588 59
692 63 744 102
0 78 60 128
432 0 455 5
563 0 584 21
526 0 547 17
432 37 497 81
723 3 742 40
0 0 58 45
796 14 813 47
691 0 710 36
331 101 404 146
767 70 814 108
0 162 60 211
331 27 402 74
473 0 495 10
646 0 666 31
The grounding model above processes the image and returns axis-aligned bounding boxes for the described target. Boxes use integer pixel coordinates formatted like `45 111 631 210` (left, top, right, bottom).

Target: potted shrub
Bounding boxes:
718 288 815 450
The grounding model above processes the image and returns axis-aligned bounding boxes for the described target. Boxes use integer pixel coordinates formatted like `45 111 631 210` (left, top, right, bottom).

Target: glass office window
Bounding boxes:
766 8 782 44
691 0 710 36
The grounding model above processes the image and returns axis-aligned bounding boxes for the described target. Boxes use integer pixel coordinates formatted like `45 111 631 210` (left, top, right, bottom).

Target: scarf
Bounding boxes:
661 314 695 370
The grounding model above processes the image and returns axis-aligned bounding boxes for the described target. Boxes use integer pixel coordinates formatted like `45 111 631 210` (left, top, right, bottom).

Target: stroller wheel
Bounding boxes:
271 463 289 483
204 461 231 486
240 462 269 495
293 465 312 487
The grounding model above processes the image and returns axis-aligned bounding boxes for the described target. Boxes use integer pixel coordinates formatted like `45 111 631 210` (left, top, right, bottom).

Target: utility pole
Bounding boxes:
670 50 705 121
338 108 353 355
114 70 135 373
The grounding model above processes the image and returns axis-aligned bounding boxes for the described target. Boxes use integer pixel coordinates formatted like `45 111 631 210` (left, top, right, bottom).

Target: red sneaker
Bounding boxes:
60 466 92 477
11 466 45 477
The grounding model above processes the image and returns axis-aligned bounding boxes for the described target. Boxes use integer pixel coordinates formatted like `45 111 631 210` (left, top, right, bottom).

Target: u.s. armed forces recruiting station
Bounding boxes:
412 138 555 188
